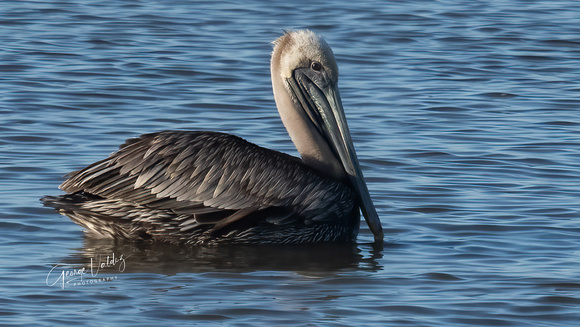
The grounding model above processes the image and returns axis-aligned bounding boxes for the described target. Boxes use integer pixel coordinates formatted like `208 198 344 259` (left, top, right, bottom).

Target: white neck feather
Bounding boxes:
271 45 346 180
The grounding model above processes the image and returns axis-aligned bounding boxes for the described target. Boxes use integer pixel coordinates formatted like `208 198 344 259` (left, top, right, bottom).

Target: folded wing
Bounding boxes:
60 131 353 233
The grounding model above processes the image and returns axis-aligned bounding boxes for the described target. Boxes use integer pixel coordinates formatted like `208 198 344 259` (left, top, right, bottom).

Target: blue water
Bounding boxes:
2 0 580 326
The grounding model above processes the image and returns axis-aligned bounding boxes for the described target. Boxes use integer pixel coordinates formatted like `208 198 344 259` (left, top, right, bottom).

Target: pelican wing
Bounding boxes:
60 131 350 231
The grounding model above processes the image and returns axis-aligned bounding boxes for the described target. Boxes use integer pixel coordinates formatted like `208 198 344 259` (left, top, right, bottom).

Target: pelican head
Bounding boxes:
271 30 384 243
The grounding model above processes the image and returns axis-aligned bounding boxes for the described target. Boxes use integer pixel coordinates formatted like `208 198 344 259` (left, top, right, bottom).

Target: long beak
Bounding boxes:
290 70 384 244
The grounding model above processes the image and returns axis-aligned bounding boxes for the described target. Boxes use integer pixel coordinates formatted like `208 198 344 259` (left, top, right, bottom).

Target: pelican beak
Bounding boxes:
290 68 384 244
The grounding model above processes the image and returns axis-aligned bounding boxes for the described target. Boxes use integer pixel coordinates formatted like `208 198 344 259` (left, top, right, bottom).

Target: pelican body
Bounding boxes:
42 30 383 245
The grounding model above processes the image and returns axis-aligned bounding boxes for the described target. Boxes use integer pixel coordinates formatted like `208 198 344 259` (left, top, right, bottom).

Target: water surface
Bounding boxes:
1 1 580 326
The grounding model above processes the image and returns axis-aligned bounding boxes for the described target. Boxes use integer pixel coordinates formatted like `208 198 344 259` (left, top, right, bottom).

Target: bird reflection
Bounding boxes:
58 236 384 275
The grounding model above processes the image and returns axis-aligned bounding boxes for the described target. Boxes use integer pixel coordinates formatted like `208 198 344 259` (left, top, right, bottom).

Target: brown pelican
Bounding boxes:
42 30 384 245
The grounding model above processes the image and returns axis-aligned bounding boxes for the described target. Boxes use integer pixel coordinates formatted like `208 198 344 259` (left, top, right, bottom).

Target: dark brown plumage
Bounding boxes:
43 131 359 245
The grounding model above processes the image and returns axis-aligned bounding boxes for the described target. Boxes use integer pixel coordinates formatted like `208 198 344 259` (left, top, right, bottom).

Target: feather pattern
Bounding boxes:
50 131 359 244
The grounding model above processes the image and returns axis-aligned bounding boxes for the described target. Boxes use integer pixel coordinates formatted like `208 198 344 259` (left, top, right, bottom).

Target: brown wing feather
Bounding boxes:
60 131 353 231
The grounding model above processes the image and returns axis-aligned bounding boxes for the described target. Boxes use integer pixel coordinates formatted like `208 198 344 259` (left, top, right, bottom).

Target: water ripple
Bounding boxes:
1 0 580 326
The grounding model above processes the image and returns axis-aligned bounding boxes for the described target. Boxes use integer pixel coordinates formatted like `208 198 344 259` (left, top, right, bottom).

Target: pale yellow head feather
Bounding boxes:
271 30 338 82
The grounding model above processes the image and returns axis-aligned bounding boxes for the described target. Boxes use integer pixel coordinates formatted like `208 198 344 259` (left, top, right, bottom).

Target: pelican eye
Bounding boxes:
311 61 322 71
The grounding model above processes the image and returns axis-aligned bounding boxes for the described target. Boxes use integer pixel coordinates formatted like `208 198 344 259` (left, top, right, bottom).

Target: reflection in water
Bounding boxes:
59 236 384 275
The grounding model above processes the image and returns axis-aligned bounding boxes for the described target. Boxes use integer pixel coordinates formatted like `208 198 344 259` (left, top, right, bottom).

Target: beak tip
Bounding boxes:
374 231 384 243
372 224 384 243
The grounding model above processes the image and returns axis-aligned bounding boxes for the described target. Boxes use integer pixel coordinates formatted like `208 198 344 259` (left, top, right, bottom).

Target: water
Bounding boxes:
1 0 580 325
